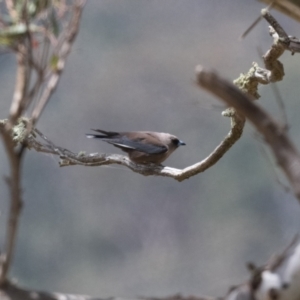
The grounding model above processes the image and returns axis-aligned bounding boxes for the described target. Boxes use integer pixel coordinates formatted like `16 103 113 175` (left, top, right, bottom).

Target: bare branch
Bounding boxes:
259 0 300 23
240 3 274 40
8 44 30 128
196 66 300 202
0 128 23 285
261 9 300 55
0 117 244 182
0 0 87 286
31 0 86 124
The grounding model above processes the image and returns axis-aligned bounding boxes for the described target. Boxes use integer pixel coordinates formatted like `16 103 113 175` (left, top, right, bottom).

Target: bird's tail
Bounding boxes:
86 134 106 139
86 129 119 139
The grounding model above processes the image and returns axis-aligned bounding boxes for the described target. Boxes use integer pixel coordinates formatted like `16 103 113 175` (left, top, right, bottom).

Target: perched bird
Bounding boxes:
86 129 186 164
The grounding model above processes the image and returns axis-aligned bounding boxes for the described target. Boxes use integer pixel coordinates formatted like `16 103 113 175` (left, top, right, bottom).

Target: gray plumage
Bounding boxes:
86 129 186 164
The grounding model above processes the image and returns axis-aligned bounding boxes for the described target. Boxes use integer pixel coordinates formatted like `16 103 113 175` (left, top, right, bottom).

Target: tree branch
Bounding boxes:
196 66 300 202
259 0 300 23
8 44 30 128
31 0 86 124
0 128 23 285
0 0 86 287
0 117 244 182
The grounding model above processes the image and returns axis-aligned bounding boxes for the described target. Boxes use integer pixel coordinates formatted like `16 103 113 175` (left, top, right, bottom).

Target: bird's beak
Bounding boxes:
179 140 186 146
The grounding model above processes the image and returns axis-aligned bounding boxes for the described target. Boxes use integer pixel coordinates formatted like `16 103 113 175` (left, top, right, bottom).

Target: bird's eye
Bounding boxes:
172 138 180 146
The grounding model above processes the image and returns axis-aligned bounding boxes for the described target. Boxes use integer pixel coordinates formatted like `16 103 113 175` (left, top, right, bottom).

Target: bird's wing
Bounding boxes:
106 136 168 154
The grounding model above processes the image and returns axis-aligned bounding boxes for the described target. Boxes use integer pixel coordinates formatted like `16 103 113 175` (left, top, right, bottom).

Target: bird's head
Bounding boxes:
170 136 186 148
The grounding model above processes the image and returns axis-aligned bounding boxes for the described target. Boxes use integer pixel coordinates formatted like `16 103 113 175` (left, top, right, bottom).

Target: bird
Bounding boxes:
86 129 186 164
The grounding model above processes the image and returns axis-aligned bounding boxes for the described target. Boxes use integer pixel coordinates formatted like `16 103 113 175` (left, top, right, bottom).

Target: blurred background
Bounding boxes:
1 0 300 297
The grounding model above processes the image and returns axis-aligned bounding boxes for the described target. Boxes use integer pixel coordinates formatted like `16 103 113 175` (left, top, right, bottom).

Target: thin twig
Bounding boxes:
8 44 30 128
31 0 86 124
239 2 275 40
